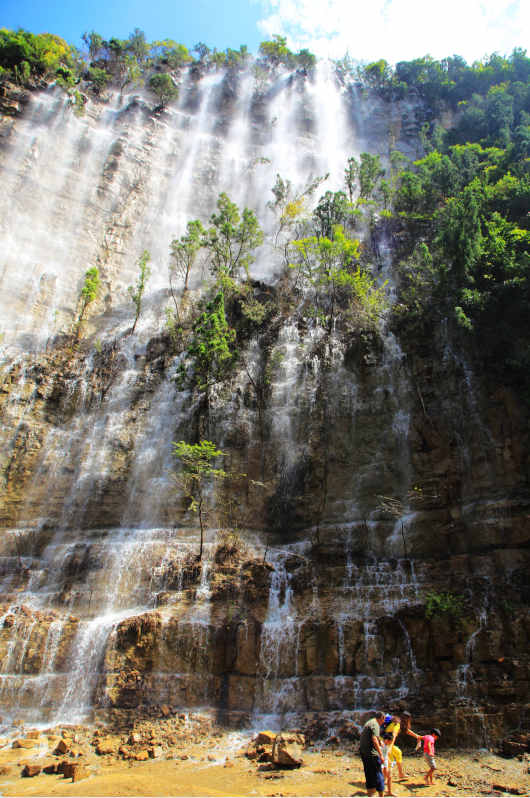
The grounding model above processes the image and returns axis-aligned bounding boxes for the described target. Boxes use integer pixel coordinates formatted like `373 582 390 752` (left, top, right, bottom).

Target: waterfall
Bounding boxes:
0 57 480 735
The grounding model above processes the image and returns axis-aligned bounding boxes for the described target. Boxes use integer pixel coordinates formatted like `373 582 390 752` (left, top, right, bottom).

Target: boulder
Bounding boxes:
134 750 149 761
71 764 90 783
255 730 277 745
12 738 37 749
95 737 118 755
271 732 304 768
54 739 69 755
21 764 41 777
502 739 529 757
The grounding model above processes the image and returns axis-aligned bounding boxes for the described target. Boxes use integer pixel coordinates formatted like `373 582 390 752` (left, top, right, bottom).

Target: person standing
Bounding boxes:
406 727 441 785
359 711 386 796
385 715 407 781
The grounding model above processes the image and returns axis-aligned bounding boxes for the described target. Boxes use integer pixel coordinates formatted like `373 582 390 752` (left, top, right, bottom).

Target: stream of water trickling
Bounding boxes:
0 60 442 732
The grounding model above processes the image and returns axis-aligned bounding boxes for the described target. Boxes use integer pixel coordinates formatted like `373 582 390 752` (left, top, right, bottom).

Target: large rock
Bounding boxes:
271 732 305 768
21 764 41 777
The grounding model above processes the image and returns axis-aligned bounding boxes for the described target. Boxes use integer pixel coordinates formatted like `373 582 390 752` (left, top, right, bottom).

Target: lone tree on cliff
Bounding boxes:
173 439 227 560
149 72 179 109
127 249 151 335
75 266 100 339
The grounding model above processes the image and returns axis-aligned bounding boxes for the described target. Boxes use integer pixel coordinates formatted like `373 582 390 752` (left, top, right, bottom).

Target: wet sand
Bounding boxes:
0 731 528 797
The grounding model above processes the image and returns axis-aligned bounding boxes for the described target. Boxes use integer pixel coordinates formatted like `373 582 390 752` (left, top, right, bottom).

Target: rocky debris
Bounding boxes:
54 738 69 755
21 764 41 777
0 765 14 776
246 730 278 761
134 750 150 761
255 731 277 745
12 738 37 749
271 732 305 769
95 736 120 755
502 735 530 757
58 761 90 781
338 720 361 741
491 784 527 795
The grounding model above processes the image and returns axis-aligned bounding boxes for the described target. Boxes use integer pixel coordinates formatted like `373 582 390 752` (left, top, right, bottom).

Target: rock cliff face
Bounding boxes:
0 63 528 745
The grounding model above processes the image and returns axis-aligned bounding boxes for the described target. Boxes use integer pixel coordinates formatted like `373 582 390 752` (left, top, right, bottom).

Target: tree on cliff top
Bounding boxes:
173 439 227 560
149 72 179 108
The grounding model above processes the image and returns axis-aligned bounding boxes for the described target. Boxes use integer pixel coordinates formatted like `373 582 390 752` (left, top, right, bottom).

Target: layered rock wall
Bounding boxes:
0 67 528 744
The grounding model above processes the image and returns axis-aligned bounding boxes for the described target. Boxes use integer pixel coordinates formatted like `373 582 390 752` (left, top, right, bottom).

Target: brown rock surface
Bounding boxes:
20 764 41 777
272 732 305 768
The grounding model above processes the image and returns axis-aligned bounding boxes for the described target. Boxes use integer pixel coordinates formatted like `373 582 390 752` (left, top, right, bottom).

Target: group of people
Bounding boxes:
359 710 441 796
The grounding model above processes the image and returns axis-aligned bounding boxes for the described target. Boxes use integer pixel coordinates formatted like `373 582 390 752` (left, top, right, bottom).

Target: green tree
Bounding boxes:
173 439 227 560
127 250 151 335
87 65 111 93
267 172 328 254
117 53 142 94
184 291 236 391
127 28 149 64
170 220 205 294
258 35 292 68
295 49 316 71
76 266 100 337
0 28 73 83
313 190 351 238
359 152 385 199
148 73 179 108
344 156 359 202
290 225 386 330
82 30 104 61
192 42 210 63
363 59 393 92
204 193 263 280
153 39 191 69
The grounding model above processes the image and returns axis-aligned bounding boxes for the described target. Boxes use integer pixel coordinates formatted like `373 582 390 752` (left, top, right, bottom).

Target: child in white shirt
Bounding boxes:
380 732 396 796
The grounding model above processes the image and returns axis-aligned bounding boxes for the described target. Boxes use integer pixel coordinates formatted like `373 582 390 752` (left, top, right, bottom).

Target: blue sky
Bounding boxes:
2 0 529 64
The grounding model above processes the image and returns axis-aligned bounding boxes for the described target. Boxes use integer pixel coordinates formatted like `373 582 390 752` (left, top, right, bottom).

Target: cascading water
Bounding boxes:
0 55 519 745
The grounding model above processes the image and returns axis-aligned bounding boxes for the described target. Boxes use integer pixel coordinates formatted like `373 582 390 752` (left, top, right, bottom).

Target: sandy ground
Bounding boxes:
0 732 528 797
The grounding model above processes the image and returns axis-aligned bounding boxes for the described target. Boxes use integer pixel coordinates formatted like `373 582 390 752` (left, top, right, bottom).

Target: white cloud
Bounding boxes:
255 0 530 64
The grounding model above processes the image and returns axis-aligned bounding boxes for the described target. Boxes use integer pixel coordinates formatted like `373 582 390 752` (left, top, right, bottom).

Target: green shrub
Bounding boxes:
424 591 463 619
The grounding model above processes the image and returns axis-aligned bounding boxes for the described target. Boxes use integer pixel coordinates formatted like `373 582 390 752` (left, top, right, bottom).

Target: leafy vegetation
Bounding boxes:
128 250 151 335
148 72 179 107
385 56 530 397
75 266 100 337
204 193 264 280
289 225 387 331
424 591 464 620
173 439 227 560
258 35 316 72
183 290 236 391
0 28 74 84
